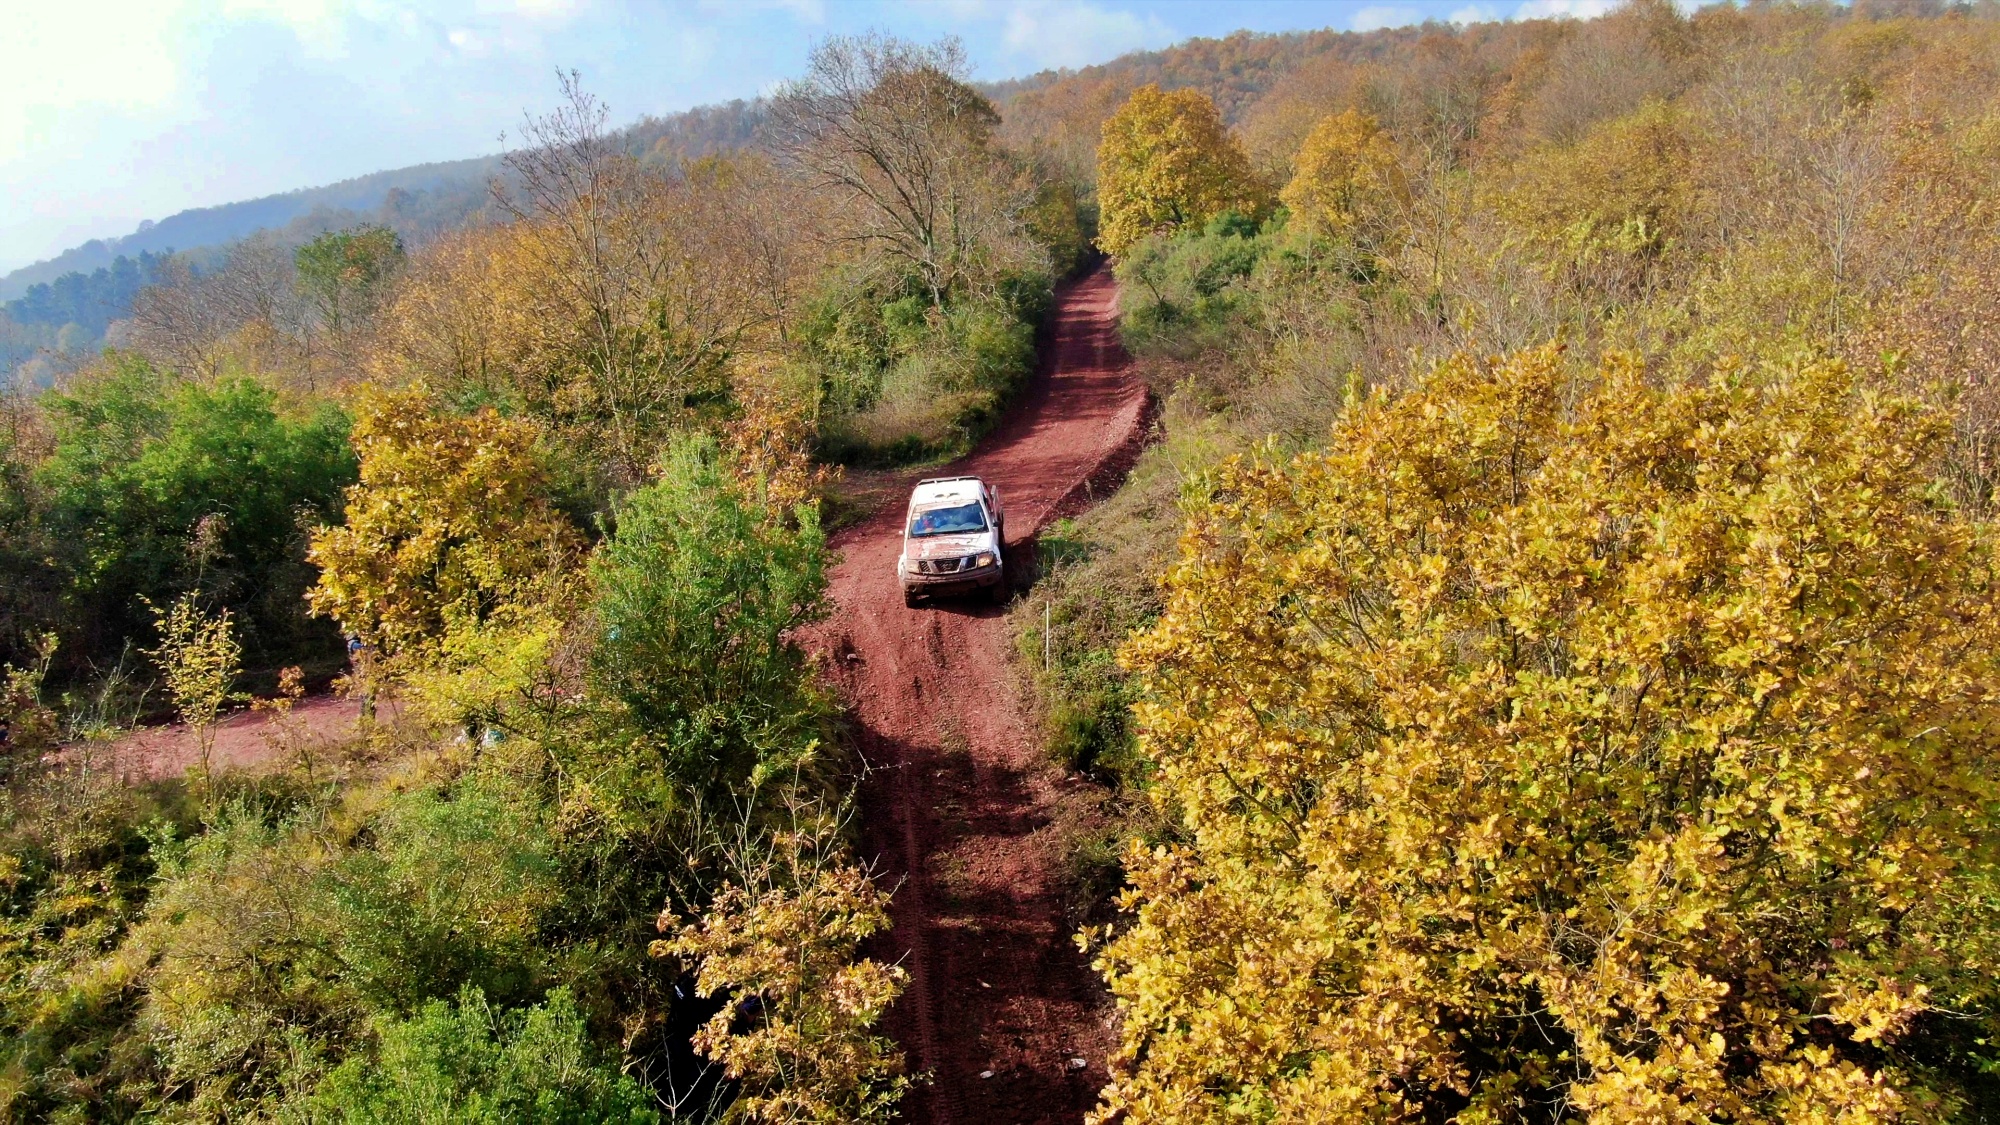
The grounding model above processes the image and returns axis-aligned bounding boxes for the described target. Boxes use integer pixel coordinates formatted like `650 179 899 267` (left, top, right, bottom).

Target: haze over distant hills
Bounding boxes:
1 22 1393 305
0 21 1445 386
0 96 774 303
0 156 501 303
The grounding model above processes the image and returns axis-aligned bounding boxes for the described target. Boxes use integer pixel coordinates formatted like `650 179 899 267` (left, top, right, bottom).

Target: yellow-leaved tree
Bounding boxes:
307 385 580 664
1499 99 1695 302
1279 108 1408 254
657 821 908 1125
1096 84 1264 256
1095 345 2000 1122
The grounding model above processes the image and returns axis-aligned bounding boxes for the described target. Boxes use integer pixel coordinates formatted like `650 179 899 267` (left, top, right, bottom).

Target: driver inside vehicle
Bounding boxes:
909 502 987 537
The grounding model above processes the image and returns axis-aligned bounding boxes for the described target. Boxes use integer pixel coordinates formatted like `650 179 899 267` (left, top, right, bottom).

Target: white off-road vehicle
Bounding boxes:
898 475 1006 607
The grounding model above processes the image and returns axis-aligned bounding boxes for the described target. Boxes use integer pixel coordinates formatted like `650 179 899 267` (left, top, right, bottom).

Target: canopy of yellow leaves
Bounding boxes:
658 831 907 1124
1097 345 2000 1122
1499 100 1695 293
307 385 580 658
1096 84 1265 256
1278 109 1408 249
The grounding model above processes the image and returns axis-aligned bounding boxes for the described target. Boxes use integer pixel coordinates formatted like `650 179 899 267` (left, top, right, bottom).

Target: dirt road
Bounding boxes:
813 265 1146 1124
94 694 394 781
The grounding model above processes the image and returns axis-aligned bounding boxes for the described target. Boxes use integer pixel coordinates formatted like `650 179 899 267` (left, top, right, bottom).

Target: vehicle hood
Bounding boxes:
904 532 991 560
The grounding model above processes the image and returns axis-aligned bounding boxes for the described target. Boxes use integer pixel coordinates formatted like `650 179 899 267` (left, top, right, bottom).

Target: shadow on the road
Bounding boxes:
858 726 1109 1125
907 600 1011 620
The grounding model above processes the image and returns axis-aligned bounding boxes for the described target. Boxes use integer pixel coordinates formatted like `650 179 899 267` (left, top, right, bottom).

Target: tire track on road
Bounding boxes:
810 265 1144 1124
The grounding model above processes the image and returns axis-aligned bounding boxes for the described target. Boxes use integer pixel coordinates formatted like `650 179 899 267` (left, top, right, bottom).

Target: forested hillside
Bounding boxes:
0 94 784 390
0 16 1512 388
0 16 1509 388
5 2 2000 1121
0 160 501 303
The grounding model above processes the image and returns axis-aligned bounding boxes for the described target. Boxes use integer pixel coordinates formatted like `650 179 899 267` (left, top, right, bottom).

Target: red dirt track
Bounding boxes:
811 265 1145 1124
96 694 396 781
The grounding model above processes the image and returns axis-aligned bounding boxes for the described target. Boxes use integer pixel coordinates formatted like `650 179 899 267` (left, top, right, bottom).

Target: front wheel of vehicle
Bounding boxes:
987 577 1008 605
904 587 921 609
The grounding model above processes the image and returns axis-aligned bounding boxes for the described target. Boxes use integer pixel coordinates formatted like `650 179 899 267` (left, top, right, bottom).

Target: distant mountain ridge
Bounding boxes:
0 22 1400 306
0 155 506 302
0 93 776 303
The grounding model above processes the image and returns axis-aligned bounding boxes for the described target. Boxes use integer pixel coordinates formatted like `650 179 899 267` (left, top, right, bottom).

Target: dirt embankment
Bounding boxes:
810 265 1146 1124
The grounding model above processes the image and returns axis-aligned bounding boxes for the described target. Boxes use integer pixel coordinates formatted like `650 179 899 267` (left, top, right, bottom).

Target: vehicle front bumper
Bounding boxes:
901 562 1003 597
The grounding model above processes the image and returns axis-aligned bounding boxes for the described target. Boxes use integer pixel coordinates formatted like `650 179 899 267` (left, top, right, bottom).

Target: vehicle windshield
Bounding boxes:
908 501 987 538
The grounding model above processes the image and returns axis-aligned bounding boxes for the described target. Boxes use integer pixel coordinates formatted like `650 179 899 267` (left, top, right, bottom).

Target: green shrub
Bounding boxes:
0 763 193 1121
325 779 559 1013
1045 686 1131 777
590 432 831 794
1025 180 1094 277
879 295 930 353
0 425 63 669
955 299 1036 392
294 987 657 1124
37 357 356 679
127 769 563 1112
995 267 1057 325
797 289 895 419
810 272 1053 466
1116 214 1271 357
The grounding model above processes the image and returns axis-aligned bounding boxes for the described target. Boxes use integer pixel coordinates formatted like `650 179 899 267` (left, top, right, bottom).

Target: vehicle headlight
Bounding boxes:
975 552 996 569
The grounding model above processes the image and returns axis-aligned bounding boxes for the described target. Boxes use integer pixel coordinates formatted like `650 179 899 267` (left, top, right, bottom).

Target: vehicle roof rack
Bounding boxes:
915 475 983 486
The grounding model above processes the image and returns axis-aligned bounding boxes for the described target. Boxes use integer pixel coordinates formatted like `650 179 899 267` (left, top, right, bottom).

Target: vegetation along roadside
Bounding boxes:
1013 3 2000 1120
0 34 1078 1123
3 2 2000 1121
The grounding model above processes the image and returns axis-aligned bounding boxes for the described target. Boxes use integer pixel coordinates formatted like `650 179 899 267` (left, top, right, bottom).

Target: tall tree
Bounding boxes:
1097 347 2000 1121
130 238 309 380
294 225 405 336
485 73 773 480
1096 84 1264 255
1279 109 1408 253
771 35 1023 306
307 385 578 659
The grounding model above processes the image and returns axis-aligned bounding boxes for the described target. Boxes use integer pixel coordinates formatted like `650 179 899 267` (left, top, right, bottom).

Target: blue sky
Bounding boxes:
0 0 1615 274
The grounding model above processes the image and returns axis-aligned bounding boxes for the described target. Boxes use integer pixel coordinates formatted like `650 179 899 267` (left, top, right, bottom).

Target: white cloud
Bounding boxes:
447 26 491 54
1514 0 1616 18
223 0 351 26
774 0 827 22
217 0 590 62
0 2 201 268
930 0 999 19
999 1 1175 71
1351 5 1422 31
1450 3 1502 25
667 24 725 76
220 0 365 57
